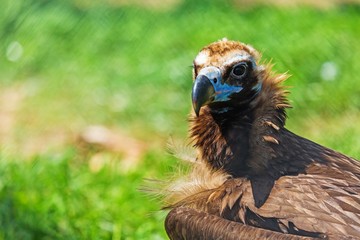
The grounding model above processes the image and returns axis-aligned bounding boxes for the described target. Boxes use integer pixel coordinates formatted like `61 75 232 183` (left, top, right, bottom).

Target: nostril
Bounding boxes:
213 78 217 83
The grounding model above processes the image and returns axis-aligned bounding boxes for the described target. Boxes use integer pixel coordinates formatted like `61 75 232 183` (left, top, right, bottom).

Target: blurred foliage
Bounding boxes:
0 0 360 239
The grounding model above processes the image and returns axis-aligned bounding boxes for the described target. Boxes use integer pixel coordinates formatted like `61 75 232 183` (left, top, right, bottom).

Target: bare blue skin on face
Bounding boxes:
197 66 243 102
192 59 262 115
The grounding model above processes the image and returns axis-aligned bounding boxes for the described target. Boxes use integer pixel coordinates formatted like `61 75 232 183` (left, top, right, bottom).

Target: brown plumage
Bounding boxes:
163 39 360 239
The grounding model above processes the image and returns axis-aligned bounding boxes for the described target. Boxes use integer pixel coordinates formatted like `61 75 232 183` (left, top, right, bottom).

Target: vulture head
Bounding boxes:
192 39 263 117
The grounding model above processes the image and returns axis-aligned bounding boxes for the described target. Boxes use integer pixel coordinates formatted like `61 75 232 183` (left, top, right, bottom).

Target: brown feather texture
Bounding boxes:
162 39 360 240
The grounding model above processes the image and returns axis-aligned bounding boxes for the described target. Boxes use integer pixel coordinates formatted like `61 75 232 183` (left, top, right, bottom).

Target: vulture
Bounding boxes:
162 39 360 240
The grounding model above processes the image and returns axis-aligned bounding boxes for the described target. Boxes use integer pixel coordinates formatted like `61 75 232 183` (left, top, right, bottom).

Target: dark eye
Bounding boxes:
231 62 248 78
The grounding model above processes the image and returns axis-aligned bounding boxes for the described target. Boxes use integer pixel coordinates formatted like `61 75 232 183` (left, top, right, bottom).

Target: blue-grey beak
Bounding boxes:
192 74 215 117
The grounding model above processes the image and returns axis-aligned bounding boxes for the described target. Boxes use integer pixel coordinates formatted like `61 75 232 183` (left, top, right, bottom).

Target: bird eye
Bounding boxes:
231 62 248 78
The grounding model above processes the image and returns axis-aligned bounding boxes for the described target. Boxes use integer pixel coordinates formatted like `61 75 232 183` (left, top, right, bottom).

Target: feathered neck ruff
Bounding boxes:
161 64 291 208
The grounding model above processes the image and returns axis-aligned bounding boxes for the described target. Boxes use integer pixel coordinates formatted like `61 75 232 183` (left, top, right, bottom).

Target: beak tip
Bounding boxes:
194 109 200 117
192 101 200 117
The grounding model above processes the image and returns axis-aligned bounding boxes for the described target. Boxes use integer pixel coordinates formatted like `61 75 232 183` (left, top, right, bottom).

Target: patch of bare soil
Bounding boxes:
0 85 147 172
0 85 26 147
77 125 148 172
0 84 70 157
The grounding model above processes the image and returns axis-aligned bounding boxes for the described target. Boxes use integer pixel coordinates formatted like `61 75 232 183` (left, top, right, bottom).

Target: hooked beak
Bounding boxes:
192 74 215 117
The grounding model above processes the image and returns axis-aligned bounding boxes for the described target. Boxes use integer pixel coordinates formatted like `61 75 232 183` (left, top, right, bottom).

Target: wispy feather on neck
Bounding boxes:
160 138 230 208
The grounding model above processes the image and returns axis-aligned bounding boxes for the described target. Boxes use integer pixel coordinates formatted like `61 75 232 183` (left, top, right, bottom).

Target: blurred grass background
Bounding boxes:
0 0 360 239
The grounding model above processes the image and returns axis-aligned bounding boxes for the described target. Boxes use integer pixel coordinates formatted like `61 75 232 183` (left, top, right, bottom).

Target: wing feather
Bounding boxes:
165 207 318 240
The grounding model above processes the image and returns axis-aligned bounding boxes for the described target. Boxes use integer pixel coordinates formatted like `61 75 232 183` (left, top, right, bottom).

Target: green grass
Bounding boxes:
0 0 360 239
0 150 174 240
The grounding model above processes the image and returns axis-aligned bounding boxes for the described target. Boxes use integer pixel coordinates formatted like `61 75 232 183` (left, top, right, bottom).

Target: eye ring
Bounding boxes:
231 62 248 79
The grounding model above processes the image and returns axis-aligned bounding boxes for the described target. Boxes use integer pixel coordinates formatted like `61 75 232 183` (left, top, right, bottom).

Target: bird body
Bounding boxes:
164 39 360 239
